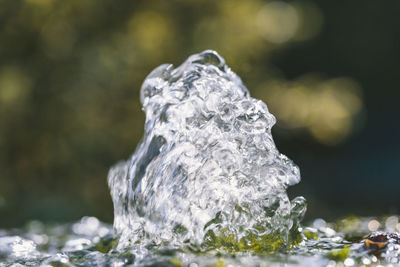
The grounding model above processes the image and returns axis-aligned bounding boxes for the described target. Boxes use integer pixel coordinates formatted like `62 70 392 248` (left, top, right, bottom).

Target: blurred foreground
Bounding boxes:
2 216 400 266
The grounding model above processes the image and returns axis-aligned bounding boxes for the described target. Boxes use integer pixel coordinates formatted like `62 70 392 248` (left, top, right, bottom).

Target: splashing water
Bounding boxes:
108 50 306 252
2 51 400 266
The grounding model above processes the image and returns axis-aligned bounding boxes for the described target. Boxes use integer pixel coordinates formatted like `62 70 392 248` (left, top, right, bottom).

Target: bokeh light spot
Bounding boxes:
0 67 31 105
257 1 299 44
256 76 363 145
127 11 174 58
368 220 380 231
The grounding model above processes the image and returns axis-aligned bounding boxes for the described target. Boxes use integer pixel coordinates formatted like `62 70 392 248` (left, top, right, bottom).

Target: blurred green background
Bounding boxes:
0 0 399 227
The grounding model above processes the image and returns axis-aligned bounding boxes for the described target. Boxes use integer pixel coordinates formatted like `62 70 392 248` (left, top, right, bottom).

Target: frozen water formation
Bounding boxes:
108 50 306 252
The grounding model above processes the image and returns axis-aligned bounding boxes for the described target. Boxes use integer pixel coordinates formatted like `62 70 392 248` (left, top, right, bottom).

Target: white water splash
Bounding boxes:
108 50 306 251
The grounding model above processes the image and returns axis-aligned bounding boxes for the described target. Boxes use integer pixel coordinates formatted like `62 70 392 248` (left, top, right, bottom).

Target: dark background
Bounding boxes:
0 0 399 227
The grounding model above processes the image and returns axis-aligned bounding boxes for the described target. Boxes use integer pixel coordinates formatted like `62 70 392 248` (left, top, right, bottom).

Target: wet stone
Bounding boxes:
365 231 400 250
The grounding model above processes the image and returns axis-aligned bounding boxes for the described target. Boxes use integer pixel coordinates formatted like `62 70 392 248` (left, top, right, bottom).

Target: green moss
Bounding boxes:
303 228 318 240
326 246 350 261
170 257 182 267
336 216 361 234
207 259 225 267
49 262 70 267
202 228 288 253
173 224 188 236
91 235 119 253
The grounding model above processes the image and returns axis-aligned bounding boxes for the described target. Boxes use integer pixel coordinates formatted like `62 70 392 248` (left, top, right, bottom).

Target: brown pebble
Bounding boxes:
365 232 389 250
